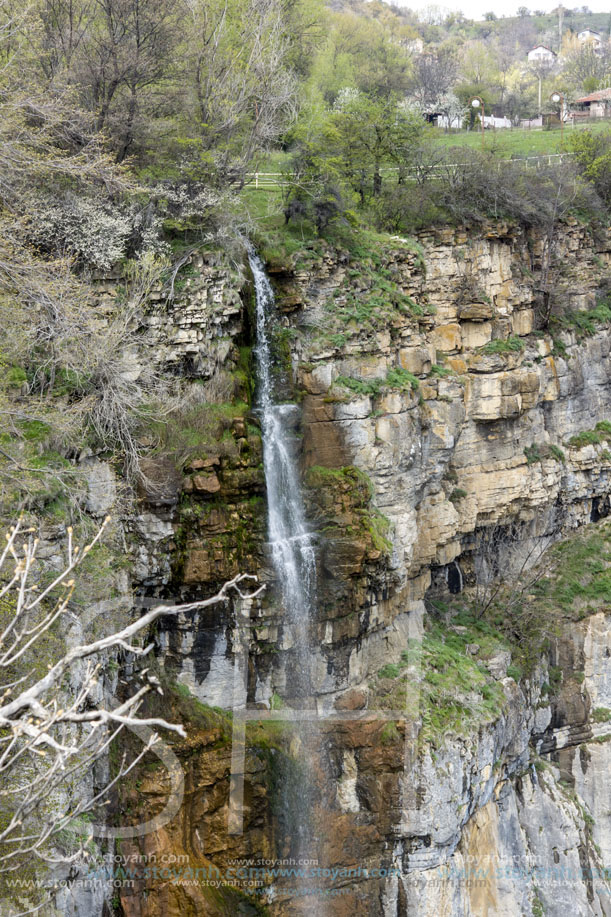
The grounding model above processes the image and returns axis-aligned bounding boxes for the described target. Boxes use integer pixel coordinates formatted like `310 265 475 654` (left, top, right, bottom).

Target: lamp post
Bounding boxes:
550 90 564 143
470 97 485 151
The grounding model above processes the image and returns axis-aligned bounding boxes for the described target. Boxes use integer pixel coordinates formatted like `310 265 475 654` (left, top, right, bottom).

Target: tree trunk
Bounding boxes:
373 161 381 197
116 84 138 163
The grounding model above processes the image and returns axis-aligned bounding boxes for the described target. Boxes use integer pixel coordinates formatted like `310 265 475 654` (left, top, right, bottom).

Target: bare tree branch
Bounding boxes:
0 516 264 882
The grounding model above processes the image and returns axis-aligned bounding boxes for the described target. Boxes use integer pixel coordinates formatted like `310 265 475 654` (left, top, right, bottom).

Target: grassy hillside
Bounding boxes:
252 120 610 184
434 120 610 157
472 10 610 44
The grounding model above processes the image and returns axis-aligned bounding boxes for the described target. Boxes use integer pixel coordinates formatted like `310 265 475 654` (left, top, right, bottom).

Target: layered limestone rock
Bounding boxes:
266 222 611 704
106 221 611 917
120 550 611 916
131 222 611 711
394 597 611 917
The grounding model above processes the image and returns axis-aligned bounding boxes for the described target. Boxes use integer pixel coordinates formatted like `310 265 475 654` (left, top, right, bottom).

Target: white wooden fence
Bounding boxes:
244 152 576 191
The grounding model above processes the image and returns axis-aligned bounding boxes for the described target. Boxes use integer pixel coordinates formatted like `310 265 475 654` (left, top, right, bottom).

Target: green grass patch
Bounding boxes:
592 707 611 724
549 444 566 463
4 365 26 387
306 463 373 495
386 368 420 391
305 464 392 554
149 399 253 468
18 419 51 442
568 422 611 450
429 363 452 378
378 663 400 679
569 430 602 448
336 367 419 399
551 299 611 340
371 611 510 747
419 618 507 746
527 521 611 615
524 443 565 464
380 721 401 745
170 681 233 734
431 120 611 158
480 335 525 355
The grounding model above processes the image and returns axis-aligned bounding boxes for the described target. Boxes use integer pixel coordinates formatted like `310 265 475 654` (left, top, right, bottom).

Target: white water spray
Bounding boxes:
249 248 325 914
249 248 317 699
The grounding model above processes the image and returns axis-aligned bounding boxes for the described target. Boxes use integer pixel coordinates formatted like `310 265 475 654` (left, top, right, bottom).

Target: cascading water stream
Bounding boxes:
249 247 317 698
249 248 325 912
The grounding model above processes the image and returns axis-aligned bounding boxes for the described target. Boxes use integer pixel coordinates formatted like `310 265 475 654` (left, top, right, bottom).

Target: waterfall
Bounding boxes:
249 248 317 699
249 248 324 912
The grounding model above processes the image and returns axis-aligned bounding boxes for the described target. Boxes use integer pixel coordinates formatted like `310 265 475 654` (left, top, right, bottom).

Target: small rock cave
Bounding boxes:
591 494 610 523
427 559 464 603
447 560 463 594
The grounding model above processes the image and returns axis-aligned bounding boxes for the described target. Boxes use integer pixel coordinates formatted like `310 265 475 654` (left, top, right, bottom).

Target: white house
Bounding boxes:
577 28 602 50
527 45 557 64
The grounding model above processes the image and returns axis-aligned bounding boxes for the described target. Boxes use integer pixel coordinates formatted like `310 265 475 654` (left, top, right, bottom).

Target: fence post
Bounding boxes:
255 173 259 190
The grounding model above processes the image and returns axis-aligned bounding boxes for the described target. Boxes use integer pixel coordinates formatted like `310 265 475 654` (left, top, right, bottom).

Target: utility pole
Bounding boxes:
538 75 542 113
551 91 564 142
470 97 485 151
557 4 564 49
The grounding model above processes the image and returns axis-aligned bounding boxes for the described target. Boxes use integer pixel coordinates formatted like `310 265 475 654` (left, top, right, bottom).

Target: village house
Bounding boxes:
527 45 557 64
577 28 603 51
573 88 611 119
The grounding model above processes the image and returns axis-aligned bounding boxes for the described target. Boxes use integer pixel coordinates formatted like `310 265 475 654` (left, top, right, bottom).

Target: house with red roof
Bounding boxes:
573 88 611 119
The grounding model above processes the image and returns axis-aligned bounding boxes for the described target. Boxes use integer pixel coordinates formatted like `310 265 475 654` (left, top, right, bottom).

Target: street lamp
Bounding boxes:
470 97 485 151
550 90 564 142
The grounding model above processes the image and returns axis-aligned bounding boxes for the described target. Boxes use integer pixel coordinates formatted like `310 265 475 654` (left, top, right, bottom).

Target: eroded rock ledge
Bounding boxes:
116 220 611 917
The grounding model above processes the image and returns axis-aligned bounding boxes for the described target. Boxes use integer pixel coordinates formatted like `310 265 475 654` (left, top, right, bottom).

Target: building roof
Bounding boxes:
528 45 557 55
578 29 602 37
575 88 611 103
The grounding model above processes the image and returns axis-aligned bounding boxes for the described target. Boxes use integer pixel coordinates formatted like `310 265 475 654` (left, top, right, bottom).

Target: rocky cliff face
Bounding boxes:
111 220 611 916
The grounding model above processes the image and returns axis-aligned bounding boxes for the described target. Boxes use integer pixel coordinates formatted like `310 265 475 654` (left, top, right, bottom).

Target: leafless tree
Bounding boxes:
37 0 96 79
561 39 611 93
0 239 172 484
32 0 180 161
533 163 598 327
529 56 555 113
492 36 519 104
0 0 31 71
472 516 558 619
409 50 457 114
186 0 298 181
79 0 178 160
0 516 263 897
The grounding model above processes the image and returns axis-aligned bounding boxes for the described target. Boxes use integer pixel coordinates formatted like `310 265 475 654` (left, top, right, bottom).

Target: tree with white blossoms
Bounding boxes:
0 516 262 909
434 92 466 130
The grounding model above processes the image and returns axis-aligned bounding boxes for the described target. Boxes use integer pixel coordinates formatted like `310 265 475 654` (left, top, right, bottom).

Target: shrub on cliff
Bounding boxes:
27 195 132 271
369 183 445 233
438 149 602 228
371 146 603 235
0 248 171 501
565 127 611 206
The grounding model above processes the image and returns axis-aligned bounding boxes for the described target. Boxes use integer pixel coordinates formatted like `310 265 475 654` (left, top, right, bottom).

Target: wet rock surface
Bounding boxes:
105 223 611 916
